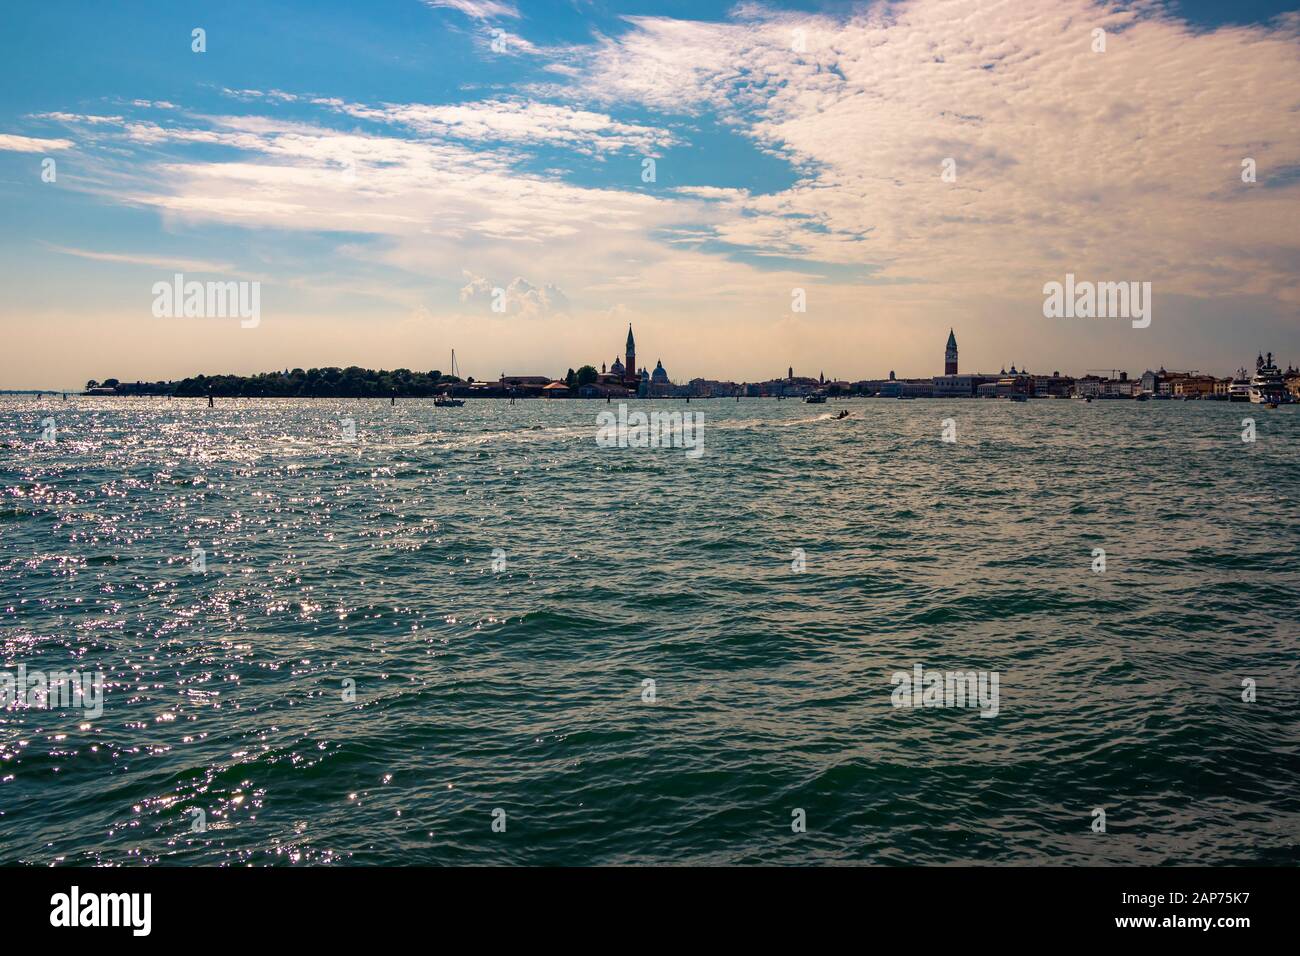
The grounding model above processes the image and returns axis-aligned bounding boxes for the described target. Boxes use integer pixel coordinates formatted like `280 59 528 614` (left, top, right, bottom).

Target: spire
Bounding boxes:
946 328 957 349
626 324 635 353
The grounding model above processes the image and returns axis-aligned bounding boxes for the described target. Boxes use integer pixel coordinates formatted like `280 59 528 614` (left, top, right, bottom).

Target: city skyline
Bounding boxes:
3 0 1299 388
51 322 1296 397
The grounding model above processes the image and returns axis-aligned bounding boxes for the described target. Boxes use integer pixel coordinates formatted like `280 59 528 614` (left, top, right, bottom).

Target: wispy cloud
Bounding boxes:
44 244 235 274
0 133 74 152
326 97 678 154
423 0 520 21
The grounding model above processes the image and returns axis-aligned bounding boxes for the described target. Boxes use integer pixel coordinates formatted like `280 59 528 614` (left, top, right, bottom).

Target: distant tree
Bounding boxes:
102 378 119 388
166 366 488 398
576 365 598 387
85 380 98 390
565 368 577 389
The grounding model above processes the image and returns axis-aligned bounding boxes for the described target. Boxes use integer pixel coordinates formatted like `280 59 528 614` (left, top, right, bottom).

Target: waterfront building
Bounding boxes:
1033 372 1075 398
1144 368 1197 396
687 378 741 397
499 375 551 389
933 373 1002 397
1076 373 1137 398
578 382 631 398
995 367 1033 398
775 368 822 397
1173 375 1218 398
635 360 671 398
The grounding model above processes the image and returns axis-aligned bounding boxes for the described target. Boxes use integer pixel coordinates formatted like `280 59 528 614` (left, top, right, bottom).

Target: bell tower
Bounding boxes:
945 329 958 375
625 324 636 385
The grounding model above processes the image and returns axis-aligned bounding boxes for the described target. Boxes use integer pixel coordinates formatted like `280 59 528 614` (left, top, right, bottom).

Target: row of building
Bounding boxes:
858 333 1300 400
486 325 858 399
481 326 1300 402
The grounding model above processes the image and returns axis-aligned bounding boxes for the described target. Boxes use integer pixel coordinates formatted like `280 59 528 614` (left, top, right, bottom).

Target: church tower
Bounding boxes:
625 324 637 386
945 329 958 375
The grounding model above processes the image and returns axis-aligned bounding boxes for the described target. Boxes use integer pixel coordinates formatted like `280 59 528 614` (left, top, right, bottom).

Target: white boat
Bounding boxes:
1249 352 1286 405
803 392 827 404
437 349 466 407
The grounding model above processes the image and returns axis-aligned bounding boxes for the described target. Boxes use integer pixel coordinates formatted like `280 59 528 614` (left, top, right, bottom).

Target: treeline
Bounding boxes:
89 368 466 397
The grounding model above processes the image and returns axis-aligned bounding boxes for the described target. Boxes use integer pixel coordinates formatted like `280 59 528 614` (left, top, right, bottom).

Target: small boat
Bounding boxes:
1010 393 1028 402
1135 392 1150 402
803 392 827 404
834 410 850 420
1265 402 1280 409
436 348 467 406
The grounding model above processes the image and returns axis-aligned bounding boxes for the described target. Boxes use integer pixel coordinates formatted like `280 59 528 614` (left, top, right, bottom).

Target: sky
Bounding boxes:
1 0 1298 389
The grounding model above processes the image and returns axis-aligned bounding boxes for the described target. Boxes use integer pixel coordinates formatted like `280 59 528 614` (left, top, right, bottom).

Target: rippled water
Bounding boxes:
1 395 1297 865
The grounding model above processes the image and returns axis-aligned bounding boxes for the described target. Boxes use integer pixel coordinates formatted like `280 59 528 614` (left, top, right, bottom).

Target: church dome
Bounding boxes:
610 356 625 375
651 359 668 383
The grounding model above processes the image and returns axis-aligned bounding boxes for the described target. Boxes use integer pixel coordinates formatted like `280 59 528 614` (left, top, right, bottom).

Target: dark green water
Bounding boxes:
1 396 1297 864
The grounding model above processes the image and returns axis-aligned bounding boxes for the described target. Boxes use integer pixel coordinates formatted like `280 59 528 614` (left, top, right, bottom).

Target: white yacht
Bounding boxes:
1249 352 1286 405
1228 368 1252 403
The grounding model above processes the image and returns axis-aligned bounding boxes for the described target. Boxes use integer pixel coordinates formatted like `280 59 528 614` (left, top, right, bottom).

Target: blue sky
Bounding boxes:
2 0 1298 388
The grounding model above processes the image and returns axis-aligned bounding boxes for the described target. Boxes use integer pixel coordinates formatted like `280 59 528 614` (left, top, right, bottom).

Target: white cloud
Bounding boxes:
0 133 73 152
32 112 123 125
423 0 520 21
459 270 569 316
562 0 1300 308
325 97 677 154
